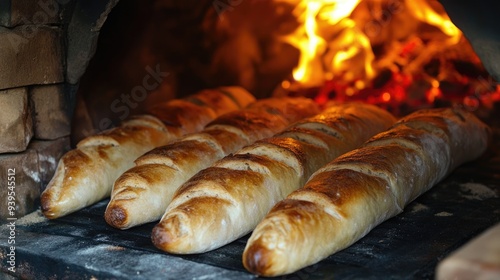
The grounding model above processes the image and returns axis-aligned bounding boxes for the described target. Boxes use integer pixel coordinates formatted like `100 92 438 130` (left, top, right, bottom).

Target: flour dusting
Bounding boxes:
435 211 453 217
410 203 429 213
77 244 111 256
106 245 125 251
459 183 498 200
16 210 48 226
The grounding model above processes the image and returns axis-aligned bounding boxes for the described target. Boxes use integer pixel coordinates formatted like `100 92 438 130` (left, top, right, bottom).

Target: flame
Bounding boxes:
405 0 461 44
426 80 442 103
280 0 364 87
291 1 324 84
274 0 498 115
279 0 466 95
327 18 375 81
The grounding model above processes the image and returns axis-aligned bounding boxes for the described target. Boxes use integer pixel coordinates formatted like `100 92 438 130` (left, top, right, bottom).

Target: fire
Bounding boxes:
274 0 499 114
280 0 367 87
289 1 324 84
281 0 464 87
426 80 442 103
405 0 461 43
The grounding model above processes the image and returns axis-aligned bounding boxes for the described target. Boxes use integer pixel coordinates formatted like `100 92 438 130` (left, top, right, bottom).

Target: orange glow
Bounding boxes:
345 87 355 96
463 96 479 110
273 0 493 114
382 92 391 102
405 0 461 44
279 0 465 95
354 80 365 90
426 87 442 103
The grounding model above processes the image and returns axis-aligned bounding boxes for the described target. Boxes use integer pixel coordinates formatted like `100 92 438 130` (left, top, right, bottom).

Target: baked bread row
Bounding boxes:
151 103 396 254
104 97 320 229
41 87 255 219
243 107 491 276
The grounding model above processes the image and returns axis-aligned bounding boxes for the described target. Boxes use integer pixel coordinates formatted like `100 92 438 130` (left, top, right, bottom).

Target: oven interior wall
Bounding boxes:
72 0 304 143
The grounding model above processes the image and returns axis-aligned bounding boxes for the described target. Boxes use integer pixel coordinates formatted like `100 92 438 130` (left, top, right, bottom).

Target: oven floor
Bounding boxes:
1 144 499 279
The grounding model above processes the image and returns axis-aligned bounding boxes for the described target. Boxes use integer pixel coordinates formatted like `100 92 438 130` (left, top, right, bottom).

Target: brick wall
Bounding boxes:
0 0 118 221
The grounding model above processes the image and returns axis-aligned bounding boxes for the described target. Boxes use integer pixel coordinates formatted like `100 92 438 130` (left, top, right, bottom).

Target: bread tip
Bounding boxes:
243 243 276 277
40 191 58 219
104 204 129 229
151 214 188 253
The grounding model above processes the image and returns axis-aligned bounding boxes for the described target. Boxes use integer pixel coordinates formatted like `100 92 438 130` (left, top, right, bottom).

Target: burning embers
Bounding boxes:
274 0 499 115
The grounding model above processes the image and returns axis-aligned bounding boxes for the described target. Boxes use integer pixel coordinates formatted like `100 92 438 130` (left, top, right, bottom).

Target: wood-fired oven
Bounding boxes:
0 0 499 279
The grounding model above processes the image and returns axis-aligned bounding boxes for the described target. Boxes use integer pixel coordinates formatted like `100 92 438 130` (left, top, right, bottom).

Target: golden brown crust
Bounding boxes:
397 107 491 170
152 103 396 254
105 97 320 229
146 100 216 133
184 88 241 115
152 196 235 253
146 86 254 132
243 107 491 276
104 163 176 228
257 137 329 181
243 169 396 276
134 140 222 168
41 121 169 219
152 157 296 253
245 97 321 123
194 127 248 154
213 86 256 110
41 87 255 219
206 110 288 141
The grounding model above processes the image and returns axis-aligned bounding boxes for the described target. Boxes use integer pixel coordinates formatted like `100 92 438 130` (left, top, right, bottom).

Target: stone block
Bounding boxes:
31 84 72 140
0 137 70 222
0 0 63 28
0 87 33 153
0 25 63 90
0 149 40 222
29 137 71 189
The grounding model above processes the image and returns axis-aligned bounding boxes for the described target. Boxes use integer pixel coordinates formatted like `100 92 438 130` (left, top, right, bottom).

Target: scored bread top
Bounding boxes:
242 106 491 277
152 102 396 254
104 96 320 229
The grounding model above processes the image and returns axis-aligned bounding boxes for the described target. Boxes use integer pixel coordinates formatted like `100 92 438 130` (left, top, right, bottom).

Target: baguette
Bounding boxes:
104 97 320 229
242 107 491 277
151 103 396 254
41 87 254 219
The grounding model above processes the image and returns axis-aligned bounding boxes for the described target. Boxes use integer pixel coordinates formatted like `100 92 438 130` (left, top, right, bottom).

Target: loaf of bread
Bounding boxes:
41 87 255 219
104 97 320 229
151 103 396 254
242 107 491 277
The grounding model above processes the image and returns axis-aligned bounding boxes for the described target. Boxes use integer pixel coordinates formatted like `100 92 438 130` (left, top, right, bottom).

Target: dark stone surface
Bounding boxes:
0 132 499 279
